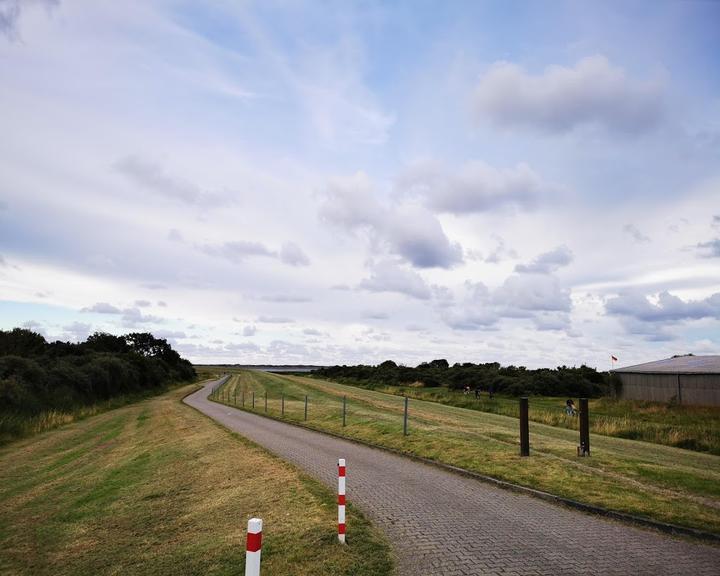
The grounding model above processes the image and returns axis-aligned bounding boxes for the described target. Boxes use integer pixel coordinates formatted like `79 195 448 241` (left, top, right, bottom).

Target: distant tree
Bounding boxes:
314 357 607 397
0 328 195 415
125 332 163 357
0 329 47 357
85 332 129 354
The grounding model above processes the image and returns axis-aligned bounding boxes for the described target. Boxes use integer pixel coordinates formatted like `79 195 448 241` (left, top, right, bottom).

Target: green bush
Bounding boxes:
0 329 195 415
316 359 610 398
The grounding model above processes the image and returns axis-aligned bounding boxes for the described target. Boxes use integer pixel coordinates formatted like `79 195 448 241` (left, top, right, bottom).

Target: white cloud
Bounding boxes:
1 3 718 369
154 329 186 341
62 321 92 341
225 342 260 353
81 302 122 314
442 306 498 331
201 240 276 262
80 301 163 327
623 224 651 244
201 239 311 268
256 316 295 324
474 56 664 134
697 239 720 258
279 242 310 266
532 312 571 331
362 311 389 320
302 83 396 146
0 0 58 39
442 275 572 331
386 205 463 268
256 294 312 303
493 274 572 314
243 325 257 336
515 245 573 274
358 260 432 300
22 319 46 336
606 291 720 323
289 33 396 147
113 155 227 206
398 160 551 214
468 236 518 264
320 172 462 268
121 307 163 327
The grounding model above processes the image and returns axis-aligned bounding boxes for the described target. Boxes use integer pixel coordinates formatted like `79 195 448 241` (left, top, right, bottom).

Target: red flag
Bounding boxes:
611 355 618 362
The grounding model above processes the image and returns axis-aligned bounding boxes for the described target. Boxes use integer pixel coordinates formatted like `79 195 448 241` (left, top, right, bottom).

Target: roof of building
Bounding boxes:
613 355 720 374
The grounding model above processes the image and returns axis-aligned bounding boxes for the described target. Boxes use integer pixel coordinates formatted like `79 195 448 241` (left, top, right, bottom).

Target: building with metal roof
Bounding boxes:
612 355 720 406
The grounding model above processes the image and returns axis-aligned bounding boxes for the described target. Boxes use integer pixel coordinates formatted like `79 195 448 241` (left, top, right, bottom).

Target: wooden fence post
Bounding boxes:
519 397 530 456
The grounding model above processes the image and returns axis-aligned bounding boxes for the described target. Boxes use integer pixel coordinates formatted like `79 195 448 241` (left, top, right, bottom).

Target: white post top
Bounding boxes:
248 518 263 533
338 458 345 466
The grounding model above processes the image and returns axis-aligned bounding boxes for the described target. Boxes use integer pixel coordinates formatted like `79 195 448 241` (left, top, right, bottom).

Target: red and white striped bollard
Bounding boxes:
245 517 262 576
338 458 346 544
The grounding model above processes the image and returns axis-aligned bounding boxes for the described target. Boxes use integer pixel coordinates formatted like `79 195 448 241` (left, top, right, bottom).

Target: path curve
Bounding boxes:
184 379 720 576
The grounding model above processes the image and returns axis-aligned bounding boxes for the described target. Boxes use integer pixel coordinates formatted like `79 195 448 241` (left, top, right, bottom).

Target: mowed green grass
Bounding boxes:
0 383 394 576
0 384 190 447
342 383 720 455
209 368 720 534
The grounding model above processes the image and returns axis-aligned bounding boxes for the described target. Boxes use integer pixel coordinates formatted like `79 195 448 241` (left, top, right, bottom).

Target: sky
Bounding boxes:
1 0 719 369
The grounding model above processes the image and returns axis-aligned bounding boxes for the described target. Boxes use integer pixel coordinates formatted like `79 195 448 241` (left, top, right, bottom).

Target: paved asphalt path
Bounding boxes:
185 379 720 576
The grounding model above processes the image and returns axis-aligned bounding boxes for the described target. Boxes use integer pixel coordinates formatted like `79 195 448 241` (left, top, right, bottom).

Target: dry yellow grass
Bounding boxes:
209 368 720 534
0 384 394 576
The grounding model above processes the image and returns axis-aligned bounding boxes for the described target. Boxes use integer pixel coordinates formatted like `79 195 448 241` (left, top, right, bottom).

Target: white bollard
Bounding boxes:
338 458 346 544
245 518 263 576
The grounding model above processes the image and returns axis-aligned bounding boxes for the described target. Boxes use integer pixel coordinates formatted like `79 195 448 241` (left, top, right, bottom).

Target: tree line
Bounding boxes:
315 359 616 397
0 328 196 414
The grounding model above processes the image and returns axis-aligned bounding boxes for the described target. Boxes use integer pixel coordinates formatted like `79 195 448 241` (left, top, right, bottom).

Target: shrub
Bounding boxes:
0 329 195 416
315 360 610 397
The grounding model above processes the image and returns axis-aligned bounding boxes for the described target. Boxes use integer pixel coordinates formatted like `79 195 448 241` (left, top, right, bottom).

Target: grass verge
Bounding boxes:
0 380 209 447
305 376 720 455
211 368 720 535
0 383 394 576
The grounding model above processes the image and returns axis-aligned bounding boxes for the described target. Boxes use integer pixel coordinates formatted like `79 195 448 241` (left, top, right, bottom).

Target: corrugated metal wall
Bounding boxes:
618 373 720 406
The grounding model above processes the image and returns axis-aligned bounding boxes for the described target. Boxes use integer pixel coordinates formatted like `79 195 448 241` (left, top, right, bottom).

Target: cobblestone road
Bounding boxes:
185 379 720 576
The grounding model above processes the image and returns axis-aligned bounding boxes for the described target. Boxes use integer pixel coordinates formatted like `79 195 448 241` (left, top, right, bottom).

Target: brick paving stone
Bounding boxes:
185 379 720 576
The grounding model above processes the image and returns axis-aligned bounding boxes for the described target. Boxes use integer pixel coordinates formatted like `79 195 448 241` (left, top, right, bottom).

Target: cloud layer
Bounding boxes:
515 245 573 274
398 160 552 214
359 260 432 300
1 2 719 368
474 56 664 134
320 173 463 268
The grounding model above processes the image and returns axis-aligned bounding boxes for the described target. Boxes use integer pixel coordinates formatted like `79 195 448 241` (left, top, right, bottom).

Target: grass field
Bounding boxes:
208 368 720 535
0 382 394 576
0 384 191 447
333 382 720 455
